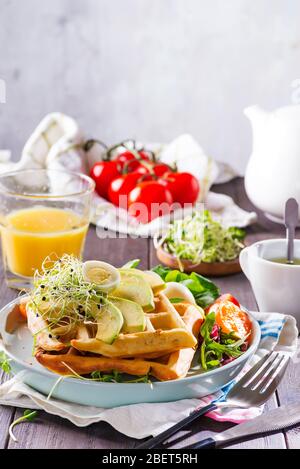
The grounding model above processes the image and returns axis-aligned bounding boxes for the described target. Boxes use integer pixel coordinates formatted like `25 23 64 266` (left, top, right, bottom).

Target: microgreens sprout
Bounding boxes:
155 210 246 271
9 409 38 443
30 255 109 335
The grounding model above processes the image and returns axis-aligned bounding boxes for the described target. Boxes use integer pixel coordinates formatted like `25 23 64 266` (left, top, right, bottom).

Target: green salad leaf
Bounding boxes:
152 265 220 308
0 351 11 374
155 210 246 270
90 370 150 383
199 312 246 371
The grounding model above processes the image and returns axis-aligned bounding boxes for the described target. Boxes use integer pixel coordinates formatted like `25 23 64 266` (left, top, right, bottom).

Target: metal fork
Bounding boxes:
136 351 290 449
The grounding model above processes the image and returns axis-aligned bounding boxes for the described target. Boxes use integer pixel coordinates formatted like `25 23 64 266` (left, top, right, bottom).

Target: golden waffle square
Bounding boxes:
34 298 204 381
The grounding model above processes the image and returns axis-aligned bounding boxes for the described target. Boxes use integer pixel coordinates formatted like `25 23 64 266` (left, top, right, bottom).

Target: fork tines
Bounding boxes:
229 351 290 403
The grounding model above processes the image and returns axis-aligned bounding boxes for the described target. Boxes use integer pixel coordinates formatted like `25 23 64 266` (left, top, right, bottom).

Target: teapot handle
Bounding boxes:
239 247 250 279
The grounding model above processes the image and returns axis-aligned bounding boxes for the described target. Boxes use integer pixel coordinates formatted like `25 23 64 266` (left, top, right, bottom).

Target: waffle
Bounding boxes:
31 293 204 381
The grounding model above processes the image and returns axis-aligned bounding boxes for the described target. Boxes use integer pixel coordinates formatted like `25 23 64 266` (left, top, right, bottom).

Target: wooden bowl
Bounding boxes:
156 246 243 277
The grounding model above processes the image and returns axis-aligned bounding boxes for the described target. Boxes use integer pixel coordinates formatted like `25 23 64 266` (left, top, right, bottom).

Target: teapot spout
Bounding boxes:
244 105 269 127
244 105 269 154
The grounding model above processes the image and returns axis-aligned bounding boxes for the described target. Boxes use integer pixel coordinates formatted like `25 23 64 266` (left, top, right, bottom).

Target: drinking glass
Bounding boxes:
0 169 95 289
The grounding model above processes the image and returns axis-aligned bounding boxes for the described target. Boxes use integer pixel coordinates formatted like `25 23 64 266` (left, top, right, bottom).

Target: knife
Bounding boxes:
188 402 300 449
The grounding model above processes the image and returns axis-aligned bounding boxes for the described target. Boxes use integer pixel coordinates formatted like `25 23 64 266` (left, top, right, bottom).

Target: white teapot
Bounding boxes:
244 104 300 221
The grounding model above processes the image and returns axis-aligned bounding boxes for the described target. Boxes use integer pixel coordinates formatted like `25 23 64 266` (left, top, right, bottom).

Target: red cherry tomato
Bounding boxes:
160 172 200 206
90 161 121 199
128 181 173 223
134 162 170 177
134 161 154 175
115 150 150 172
108 173 146 208
216 294 240 308
152 163 170 177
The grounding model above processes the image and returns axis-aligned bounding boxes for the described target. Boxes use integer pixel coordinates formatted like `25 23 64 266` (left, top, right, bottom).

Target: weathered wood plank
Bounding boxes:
7 410 137 449
155 395 284 449
275 350 300 449
0 260 20 449
0 371 16 449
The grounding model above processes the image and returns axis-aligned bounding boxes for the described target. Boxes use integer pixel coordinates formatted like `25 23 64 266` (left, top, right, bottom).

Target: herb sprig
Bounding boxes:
9 409 38 443
0 351 11 374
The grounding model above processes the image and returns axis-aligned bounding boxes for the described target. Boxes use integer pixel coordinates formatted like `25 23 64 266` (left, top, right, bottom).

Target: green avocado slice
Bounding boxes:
109 297 146 333
95 301 124 344
112 270 155 312
123 269 166 294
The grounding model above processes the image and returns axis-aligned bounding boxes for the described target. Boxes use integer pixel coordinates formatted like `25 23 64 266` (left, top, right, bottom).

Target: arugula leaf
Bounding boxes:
199 312 244 371
90 370 150 383
0 351 11 374
121 259 141 269
200 312 216 340
152 265 220 308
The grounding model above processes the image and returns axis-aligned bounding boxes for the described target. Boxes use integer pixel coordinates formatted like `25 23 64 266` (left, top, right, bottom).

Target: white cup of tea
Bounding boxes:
240 238 300 327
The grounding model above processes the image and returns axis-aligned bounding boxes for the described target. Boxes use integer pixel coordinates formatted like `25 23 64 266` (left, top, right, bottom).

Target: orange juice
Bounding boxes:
0 207 88 277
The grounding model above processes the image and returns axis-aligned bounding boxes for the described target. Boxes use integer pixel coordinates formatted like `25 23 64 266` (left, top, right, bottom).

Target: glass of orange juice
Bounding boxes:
0 169 95 289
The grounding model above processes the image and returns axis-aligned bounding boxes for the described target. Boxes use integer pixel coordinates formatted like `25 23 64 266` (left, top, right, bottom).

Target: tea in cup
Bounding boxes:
239 238 300 328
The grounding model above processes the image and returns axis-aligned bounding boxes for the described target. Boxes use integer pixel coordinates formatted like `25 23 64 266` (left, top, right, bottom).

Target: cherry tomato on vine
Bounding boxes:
152 163 171 177
128 181 173 223
133 161 154 175
160 172 200 206
108 173 150 207
90 161 121 199
115 150 151 172
133 162 170 177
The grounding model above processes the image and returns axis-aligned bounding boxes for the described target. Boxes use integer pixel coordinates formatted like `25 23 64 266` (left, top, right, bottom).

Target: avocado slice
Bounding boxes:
112 270 155 312
120 269 166 294
109 297 146 333
95 301 124 344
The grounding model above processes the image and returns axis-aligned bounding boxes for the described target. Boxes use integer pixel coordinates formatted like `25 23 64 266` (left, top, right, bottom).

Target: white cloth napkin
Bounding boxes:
0 312 297 439
0 114 257 237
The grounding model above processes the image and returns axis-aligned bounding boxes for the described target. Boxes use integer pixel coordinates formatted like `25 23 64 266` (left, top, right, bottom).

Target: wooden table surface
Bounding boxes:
0 177 299 449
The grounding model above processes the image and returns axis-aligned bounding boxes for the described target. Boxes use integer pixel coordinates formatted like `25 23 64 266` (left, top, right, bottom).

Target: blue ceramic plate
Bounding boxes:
0 297 261 408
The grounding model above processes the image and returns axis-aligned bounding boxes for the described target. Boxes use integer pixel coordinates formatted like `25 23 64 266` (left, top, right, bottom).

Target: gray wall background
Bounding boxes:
0 0 300 173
